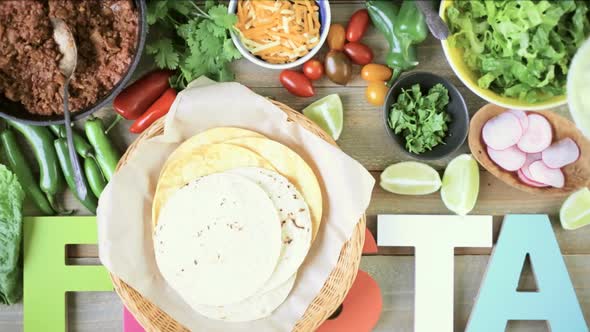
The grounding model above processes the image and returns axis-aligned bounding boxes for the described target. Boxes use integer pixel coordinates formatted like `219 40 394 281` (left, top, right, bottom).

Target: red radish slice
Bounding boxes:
542 138 580 168
517 114 553 153
482 112 523 150
508 109 529 132
517 169 549 188
487 146 527 171
520 152 542 181
528 160 565 188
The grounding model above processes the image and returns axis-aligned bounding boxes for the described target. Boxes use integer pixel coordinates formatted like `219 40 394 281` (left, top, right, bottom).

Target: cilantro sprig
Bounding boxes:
146 0 242 89
388 84 451 154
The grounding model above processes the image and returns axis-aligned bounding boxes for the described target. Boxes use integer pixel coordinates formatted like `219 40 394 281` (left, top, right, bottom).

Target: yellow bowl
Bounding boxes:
439 0 567 111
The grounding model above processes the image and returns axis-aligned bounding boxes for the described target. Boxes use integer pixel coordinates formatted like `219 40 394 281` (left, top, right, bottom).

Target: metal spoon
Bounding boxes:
415 0 450 40
51 18 88 200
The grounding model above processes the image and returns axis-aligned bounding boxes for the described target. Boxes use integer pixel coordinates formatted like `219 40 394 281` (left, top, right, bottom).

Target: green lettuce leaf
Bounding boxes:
0 164 24 304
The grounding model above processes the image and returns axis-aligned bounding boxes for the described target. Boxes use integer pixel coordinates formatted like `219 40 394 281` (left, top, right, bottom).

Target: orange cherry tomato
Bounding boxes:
361 64 393 82
346 9 370 42
327 24 346 51
343 42 374 65
365 81 389 106
303 59 324 80
279 70 315 97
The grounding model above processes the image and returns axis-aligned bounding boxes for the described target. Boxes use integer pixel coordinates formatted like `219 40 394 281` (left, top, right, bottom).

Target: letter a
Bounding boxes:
467 215 588 332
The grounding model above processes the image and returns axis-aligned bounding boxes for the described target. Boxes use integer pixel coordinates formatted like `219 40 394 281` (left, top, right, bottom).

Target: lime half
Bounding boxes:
380 162 441 195
441 154 480 216
560 188 590 230
302 94 344 140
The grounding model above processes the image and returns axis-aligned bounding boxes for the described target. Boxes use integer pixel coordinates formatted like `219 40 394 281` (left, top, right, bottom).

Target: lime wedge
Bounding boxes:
560 188 590 230
302 94 343 140
441 154 480 216
380 162 441 195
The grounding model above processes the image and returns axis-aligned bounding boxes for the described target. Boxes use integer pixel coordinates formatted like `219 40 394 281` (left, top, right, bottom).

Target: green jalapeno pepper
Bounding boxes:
83 157 107 199
84 118 121 181
6 120 65 210
1 129 55 215
49 125 95 160
54 138 98 214
366 0 427 84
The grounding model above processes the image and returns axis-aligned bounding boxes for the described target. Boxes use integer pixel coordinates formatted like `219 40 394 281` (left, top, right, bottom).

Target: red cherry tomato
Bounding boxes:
343 42 374 65
279 70 315 97
346 9 370 42
303 60 324 80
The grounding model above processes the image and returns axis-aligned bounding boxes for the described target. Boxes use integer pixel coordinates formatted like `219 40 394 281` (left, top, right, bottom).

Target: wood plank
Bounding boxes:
360 255 590 332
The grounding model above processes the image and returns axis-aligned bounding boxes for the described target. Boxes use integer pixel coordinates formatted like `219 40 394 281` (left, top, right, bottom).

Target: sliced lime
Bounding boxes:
560 188 590 230
380 162 441 195
441 154 480 216
302 94 344 140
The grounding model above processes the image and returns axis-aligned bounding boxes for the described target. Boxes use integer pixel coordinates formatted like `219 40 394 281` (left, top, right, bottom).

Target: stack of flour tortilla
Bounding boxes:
151 127 323 322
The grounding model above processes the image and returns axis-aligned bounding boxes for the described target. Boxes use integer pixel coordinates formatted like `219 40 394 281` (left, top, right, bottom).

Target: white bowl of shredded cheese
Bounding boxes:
229 0 331 70
567 37 590 139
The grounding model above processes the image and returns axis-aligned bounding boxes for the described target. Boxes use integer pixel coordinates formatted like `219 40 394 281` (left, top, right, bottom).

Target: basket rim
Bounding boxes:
108 99 366 332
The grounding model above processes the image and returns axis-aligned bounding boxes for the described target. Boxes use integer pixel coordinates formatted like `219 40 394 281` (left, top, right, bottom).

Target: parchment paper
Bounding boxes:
97 77 375 331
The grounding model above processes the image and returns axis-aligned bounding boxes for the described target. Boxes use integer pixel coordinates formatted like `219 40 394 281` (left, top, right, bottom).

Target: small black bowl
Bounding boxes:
0 0 147 126
383 72 469 161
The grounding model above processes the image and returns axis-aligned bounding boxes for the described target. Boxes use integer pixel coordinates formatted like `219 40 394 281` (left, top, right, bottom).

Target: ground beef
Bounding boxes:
0 0 138 116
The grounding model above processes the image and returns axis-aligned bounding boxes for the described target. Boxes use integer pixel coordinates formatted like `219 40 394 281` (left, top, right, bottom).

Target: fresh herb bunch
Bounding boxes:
146 0 242 89
446 0 590 103
388 84 451 154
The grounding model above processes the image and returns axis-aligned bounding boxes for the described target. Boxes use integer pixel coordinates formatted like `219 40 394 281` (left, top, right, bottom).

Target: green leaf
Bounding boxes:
146 38 179 69
0 164 24 305
208 5 237 29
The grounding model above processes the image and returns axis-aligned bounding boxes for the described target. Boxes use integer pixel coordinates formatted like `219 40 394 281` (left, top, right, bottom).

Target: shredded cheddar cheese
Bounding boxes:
236 0 321 64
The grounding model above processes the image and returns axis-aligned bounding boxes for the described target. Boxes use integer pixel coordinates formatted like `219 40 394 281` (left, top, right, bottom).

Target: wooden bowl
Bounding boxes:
469 104 590 196
110 100 366 332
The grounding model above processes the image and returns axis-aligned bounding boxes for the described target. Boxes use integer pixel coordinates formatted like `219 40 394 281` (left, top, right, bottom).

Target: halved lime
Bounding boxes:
380 162 441 195
441 154 480 216
302 94 343 140
560 188 590 230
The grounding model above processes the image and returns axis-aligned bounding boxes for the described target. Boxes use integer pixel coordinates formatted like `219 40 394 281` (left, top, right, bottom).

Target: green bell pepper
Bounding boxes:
366 0 428 84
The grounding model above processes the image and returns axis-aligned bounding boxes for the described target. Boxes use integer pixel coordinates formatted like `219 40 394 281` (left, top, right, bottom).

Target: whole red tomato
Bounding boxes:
346 9 370 42
279 70 315 97
303 60 324 80
343 42 374 65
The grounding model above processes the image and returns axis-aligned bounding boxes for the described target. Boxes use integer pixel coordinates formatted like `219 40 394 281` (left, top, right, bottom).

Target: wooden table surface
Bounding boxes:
1 2 589 331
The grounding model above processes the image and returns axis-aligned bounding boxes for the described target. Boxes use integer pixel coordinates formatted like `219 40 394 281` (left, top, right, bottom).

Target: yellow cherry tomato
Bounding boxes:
361 64 393 82
327 24 346 51
365 81 389 106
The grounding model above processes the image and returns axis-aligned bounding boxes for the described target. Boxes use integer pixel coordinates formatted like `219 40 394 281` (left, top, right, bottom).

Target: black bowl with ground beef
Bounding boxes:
0 0 146 125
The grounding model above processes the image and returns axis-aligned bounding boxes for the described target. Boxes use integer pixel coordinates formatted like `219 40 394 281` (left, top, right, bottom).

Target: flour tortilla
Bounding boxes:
153 173 282 306
158 127 265 177
193 275 296 322
152 143 275 225
228 167 311 291
226 138 323 241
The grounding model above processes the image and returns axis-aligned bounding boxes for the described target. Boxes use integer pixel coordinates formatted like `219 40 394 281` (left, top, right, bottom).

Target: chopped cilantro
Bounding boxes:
388 84 452 154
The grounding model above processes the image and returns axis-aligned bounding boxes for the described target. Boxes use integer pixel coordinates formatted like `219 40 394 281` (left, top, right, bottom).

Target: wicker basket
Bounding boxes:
110 100 366 331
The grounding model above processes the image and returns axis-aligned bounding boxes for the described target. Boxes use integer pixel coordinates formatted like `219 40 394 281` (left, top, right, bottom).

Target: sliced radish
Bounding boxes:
517 114 553 153
542 138 580 168
482 112 523 150
520 152 542 181
517 169 549 188
528 160 565 188
508 109 529 132
487 146 527 171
